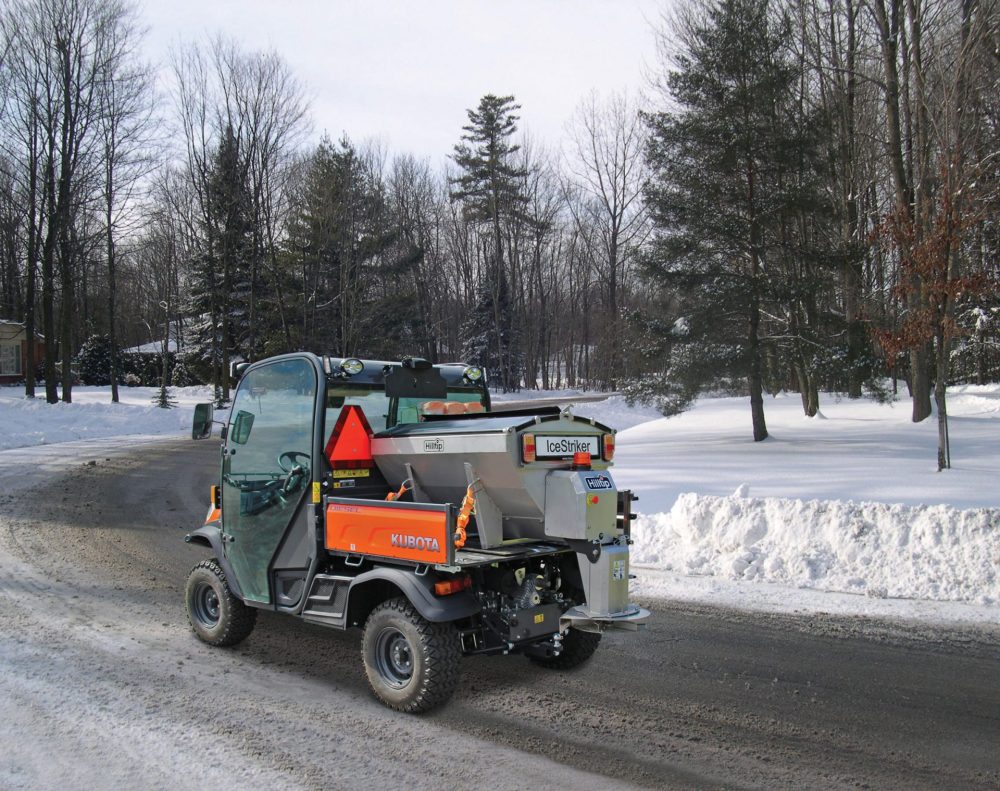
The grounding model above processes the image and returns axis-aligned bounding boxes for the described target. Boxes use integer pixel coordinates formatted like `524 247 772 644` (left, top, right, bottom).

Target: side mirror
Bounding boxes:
192 403 214 440
230 410 255 445
231 361 250 381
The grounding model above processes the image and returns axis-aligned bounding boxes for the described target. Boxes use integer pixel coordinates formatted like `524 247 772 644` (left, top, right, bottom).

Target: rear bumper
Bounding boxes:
560 604 650 633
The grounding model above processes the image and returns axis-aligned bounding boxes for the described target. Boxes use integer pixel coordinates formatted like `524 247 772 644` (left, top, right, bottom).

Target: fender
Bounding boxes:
184 524 245 601
346 567 480 624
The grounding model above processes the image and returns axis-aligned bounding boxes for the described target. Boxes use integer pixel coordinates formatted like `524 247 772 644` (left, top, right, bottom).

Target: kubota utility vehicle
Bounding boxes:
185 353 647 712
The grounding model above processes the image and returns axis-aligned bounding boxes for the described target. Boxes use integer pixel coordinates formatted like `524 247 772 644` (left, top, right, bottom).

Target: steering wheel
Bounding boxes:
278 450 311 473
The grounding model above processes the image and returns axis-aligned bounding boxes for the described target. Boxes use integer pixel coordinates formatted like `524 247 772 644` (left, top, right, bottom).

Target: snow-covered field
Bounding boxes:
0 385 219 450
2 382 998 624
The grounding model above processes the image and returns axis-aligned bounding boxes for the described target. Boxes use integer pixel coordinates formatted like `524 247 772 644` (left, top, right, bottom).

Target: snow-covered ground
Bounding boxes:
2 382 998 625
608 387 1000 624
0 385 220 451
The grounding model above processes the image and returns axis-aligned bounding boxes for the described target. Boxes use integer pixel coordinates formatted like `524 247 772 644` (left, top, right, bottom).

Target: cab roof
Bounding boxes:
323 356 481 389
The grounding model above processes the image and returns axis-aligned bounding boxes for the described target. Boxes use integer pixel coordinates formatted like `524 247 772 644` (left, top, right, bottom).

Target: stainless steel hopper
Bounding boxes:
371 411 615 549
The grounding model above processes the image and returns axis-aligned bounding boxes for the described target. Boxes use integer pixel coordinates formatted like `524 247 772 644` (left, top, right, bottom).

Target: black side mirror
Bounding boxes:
231 361 250 381
230 410 255 444
192 403 214 440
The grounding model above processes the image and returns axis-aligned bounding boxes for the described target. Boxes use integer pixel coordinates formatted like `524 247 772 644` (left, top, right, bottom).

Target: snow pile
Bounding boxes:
612 385 1000 613
632 490 1000 605
0 386 223 451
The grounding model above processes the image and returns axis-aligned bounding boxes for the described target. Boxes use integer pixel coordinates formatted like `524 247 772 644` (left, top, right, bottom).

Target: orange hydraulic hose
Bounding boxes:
385 479 411 502
454 484 476 549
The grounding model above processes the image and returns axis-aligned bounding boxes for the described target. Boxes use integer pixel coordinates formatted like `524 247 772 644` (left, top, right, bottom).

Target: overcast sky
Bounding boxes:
141 0 665 164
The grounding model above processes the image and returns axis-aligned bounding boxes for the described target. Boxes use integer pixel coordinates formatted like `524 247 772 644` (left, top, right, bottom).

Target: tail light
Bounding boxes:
602 433 615 461
434 575 472 596
522 433 536 463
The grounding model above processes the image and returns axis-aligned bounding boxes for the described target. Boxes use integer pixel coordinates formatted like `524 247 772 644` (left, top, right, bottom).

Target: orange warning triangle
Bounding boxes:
324 405 376 469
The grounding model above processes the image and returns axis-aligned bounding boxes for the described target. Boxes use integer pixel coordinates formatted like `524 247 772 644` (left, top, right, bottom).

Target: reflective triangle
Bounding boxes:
324 404 375 469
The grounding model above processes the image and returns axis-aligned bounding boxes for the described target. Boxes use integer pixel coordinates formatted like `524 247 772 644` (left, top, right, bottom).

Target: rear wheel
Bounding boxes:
527 628 602 670
185 559 257 647
361 597 461 713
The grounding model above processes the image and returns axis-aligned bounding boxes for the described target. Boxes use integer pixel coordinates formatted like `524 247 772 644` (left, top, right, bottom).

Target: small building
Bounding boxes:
0 320 45 385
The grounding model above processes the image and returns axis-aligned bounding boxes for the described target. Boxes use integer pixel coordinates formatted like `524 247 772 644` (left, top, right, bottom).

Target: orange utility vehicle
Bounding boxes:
185 353 647 712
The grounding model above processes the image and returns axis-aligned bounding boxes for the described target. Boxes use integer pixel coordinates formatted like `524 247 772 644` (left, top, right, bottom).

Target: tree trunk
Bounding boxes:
107 161 119 403
24 139 39 399
748 264 768 442
910 345 932 422
934 327 949 470
42 157 58 404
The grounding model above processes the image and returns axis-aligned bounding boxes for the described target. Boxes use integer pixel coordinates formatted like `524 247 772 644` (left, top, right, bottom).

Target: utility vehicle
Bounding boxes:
185 353 647 712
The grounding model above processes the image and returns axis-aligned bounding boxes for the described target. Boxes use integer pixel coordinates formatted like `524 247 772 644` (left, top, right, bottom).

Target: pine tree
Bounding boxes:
284 137 422 357
643 0 817 441
209 124 253 362
451 94 529 391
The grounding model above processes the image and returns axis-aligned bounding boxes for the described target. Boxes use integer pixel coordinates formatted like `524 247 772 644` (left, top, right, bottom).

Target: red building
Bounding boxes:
0 320 45 385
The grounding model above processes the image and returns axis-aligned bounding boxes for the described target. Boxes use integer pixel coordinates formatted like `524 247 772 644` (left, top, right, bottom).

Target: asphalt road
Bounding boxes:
1 438 998 790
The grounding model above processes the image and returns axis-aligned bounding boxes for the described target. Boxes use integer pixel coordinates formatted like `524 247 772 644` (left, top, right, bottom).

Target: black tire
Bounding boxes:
527 628 602 670
185 559 257 647
361 597 461 713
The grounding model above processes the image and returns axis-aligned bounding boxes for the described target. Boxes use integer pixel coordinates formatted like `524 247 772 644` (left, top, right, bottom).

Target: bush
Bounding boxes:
171 354 199 387
75 335 113 385
124 372 142 387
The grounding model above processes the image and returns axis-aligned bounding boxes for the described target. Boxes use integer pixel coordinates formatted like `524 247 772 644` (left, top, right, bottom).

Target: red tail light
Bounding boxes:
434 576 472 596
602 433 615 461
522 433 536 463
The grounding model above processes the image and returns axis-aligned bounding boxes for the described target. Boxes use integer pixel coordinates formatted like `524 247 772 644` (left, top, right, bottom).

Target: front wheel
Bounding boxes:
526 628 602 670
185 559 257 647
361 597 461 713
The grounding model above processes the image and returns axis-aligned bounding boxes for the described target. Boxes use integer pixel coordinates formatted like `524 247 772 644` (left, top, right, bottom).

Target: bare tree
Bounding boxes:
95 0 156 402
170 36 308 399
1 0 150 403
563 90 650 388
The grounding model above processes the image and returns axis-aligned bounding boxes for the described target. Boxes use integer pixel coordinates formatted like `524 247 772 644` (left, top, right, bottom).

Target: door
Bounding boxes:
221 357 317 603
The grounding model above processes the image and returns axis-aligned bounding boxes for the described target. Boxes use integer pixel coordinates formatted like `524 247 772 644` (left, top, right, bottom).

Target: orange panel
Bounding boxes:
325 502 449 564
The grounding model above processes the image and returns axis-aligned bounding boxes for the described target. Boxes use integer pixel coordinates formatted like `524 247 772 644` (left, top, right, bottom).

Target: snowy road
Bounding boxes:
1 438 998 790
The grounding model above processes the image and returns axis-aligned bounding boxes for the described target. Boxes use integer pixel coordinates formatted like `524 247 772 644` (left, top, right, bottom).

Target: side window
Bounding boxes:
229 360 315 483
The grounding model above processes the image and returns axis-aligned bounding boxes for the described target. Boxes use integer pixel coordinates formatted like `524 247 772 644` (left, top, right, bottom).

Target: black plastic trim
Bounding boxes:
184 524 245 600
347 567 480 624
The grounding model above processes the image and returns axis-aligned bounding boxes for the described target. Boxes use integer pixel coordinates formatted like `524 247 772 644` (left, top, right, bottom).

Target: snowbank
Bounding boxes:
614 386 1000 613
0 386 222 451
632 490 1000 606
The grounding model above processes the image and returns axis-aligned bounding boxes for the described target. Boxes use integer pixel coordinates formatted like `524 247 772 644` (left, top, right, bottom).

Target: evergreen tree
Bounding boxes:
209 124 253 362
451 94 528 391
643 0 817 440
75 334 113 386
284 137 423 358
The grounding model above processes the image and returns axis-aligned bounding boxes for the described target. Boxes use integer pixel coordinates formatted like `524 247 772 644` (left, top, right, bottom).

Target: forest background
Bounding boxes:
1 0 998 468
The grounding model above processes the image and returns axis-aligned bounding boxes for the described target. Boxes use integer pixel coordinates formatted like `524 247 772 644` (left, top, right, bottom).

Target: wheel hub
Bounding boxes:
375 627 414 688
194 583 221 626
